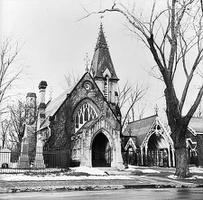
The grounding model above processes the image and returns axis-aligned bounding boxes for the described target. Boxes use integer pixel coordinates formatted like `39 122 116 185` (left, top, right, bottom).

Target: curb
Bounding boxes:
1 184 203 193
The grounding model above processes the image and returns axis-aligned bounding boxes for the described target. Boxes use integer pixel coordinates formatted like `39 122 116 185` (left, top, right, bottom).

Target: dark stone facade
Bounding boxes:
43 73 122 167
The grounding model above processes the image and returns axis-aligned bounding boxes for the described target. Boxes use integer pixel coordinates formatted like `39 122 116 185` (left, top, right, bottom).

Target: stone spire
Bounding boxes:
90 23 119 81
18 92 37 168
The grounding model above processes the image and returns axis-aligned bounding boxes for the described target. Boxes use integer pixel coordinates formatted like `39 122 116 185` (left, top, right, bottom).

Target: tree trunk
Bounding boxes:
164 86 190 178
172 123 190 178
175 147 189 178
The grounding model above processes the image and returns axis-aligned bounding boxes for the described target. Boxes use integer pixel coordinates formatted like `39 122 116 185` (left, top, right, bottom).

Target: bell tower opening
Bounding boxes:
92 132 111 167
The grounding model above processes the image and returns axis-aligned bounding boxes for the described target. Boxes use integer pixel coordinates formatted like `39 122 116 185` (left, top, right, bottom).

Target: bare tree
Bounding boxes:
62 72 80 91
137 102 147 120
8 100 26 153
0 119 9 148
83 0 203 177
118 82 145 133
0 39 22 115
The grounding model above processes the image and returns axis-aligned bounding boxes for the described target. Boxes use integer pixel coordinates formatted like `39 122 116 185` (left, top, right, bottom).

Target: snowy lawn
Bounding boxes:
126 165 203 180
125 165 161 174
0 174 133 181
168 167 203 180
70 166 107 176
0 166 133 181
190 167 203 174
168 174 203 180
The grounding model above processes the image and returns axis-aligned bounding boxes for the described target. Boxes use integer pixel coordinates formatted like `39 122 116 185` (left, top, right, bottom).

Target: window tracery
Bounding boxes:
75 103 98 131
104 75 109 100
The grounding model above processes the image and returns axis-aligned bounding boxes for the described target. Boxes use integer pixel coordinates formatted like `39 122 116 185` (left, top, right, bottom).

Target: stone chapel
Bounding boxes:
32 24 123 168
20 23 203 169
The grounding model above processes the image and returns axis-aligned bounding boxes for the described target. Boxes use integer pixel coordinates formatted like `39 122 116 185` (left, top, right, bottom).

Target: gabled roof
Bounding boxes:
123 115 157 146
189 117 203 134
45 90 70 118
90 23 118 81
39 72 120 131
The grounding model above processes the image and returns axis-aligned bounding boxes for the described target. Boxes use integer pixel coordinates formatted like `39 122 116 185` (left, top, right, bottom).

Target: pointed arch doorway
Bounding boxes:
92 132 111 167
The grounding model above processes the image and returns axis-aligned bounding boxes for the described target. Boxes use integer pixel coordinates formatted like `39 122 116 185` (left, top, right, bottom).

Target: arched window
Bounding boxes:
75 102 98 131
104 75 109 100
84 108 88 121
80 114 83 124
75 115 79 128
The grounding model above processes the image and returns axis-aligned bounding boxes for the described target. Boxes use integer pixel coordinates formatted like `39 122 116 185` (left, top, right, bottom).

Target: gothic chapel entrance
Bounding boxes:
92 132 111 167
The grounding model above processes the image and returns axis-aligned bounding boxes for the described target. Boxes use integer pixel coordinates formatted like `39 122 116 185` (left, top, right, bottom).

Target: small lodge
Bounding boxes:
122 115 175 167
122 115 203 167
187 117 203 166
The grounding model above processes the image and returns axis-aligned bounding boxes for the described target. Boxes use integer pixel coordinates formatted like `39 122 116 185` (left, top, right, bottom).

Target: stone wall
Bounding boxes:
45 73 120 166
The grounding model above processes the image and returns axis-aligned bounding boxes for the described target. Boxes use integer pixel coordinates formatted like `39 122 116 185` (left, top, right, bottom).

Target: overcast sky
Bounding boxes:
2 0 201 119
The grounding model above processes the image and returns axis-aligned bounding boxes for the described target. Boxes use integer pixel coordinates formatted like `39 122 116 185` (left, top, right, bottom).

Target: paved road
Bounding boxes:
0 188 203 200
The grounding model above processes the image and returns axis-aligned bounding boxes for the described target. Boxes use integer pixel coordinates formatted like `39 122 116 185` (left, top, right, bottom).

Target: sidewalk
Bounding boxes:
0 166 203 193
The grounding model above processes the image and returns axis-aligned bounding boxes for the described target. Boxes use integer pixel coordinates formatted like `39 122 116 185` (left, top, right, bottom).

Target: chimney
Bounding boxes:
38 81 47 126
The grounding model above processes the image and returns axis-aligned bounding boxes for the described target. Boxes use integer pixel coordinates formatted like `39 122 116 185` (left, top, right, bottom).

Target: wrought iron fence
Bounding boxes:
0 149 70 174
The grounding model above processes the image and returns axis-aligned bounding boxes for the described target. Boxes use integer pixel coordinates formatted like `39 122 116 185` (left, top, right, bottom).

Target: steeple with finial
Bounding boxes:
90 22 119 104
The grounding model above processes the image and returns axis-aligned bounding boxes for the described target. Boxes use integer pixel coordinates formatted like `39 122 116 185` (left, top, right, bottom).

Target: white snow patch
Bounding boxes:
168 174 203 180
186 175 203 180
71 166 106 176
190 167 203 174
168 175 178 179
124 165 160 173
0 174 133 181
139 169 160 173
125 165 140 170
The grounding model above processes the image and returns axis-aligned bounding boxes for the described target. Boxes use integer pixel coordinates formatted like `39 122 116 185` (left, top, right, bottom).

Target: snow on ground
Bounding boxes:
168 167 203 179
168 175 178 179
187 175 203 180
71 166 106 176
0 174 133 181
0 166 134 181
168 174 203 180
125 165 160 173
140 169 160 173
190 167 203 173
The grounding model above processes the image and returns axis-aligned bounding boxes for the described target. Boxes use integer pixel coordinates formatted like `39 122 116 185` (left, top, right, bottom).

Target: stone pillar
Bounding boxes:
145 144 148 166
168 147 171 167
115 131 124 169
18 126 29 168
172 149 175 167
80 130 91 167
37 81 47 130
110 130 124 169
34 81 47 168
34 133 45 168
18 92 37 168
141 147 143 165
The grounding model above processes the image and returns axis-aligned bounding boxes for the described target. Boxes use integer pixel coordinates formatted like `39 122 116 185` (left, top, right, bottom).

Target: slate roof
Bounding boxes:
39 88 73 131
90 23 119 80
189 117 203 134
123 115 157 147
45 91 68 117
